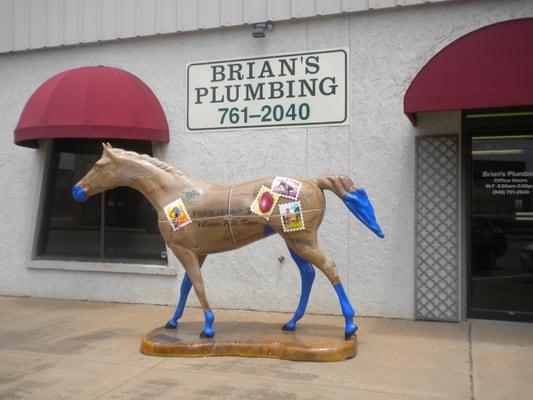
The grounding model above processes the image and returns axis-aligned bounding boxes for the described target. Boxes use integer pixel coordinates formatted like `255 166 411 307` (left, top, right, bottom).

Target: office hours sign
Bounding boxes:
187 49 348 130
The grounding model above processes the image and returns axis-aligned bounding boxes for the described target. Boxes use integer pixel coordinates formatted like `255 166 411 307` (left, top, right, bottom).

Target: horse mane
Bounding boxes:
111 148 185 177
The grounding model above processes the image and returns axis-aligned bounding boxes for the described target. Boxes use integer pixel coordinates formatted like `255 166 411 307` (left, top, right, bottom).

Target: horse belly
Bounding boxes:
195 219 267 254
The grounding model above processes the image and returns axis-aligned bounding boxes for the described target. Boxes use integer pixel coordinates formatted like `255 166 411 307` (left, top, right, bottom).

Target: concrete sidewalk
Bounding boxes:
0 296 531 399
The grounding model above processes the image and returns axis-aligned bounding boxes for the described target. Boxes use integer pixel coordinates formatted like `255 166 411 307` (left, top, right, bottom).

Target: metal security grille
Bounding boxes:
415 135 459 321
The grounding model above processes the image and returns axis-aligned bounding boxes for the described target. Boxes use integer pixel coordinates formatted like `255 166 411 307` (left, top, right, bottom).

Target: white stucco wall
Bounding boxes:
1 0 532 320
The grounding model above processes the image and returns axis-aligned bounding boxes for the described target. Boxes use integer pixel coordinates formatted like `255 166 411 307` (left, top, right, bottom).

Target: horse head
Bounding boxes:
72 143 122 202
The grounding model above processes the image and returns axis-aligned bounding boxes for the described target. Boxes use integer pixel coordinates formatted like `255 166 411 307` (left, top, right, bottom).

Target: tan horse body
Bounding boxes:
74 144 384 339
158 177 325 254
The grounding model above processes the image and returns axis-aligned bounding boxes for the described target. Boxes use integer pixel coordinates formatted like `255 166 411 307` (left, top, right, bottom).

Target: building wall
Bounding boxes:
1 0 532 319
0 0 452 54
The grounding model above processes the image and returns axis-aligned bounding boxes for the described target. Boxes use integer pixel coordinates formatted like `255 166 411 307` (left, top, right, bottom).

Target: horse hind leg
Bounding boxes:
282 248 315 331
287 244 357 339
165 255 207 329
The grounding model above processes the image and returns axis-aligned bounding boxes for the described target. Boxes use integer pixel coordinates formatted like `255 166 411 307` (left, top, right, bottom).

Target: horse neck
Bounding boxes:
116 158 188 210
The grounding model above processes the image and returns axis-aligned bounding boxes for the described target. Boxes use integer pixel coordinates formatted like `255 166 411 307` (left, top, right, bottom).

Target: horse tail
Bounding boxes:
315 175 385 239
315 175 358 198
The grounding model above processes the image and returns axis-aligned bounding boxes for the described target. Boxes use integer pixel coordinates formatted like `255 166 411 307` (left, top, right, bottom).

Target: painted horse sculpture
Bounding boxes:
73 144 384 339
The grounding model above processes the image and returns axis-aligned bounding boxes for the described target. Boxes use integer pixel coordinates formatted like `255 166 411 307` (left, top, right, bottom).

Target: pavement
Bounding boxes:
0 296 532 400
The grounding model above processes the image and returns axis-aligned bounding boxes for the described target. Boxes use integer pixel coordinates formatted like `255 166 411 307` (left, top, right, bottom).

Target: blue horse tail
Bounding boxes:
315 175 385 239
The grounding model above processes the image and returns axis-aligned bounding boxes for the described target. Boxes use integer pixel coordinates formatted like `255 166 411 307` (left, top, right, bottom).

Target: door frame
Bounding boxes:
462 107 533 322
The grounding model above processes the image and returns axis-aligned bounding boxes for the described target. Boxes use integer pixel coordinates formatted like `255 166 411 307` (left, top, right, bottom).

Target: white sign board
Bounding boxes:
187 49 348 131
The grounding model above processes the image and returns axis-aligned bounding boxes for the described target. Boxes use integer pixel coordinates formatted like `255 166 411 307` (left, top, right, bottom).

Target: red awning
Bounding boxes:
404 18 533 125
15 66 169 147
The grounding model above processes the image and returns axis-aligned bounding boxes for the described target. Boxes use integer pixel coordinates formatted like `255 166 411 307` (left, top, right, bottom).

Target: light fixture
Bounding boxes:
471 149 524 155
252 21 273 38
472 134 533 141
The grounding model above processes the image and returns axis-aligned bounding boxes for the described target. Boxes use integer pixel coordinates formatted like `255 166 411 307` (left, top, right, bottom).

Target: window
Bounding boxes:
37 139 166 264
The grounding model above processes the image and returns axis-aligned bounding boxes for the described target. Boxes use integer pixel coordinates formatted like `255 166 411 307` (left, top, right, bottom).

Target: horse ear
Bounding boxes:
102 143 119 163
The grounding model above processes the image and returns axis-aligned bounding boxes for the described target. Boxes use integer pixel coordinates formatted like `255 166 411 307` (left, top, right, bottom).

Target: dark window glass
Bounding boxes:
37 139 166 264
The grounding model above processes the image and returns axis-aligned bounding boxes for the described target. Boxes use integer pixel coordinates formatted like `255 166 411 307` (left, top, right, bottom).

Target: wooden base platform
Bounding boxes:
140 320 357 362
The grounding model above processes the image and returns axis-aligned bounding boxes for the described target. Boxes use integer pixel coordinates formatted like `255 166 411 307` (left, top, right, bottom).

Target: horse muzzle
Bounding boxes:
72 184 89 202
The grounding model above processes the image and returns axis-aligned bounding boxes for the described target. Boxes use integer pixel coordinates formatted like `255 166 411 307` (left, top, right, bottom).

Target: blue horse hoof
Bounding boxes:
165 321 177 329
345 323 358 340
282 321 296 331
200 330 215 339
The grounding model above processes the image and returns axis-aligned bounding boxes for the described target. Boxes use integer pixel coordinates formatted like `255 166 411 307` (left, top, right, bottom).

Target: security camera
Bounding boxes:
252 30 266 39
252 21 273 38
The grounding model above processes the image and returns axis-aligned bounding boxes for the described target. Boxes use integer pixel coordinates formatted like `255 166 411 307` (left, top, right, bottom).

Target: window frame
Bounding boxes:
27 140 178 276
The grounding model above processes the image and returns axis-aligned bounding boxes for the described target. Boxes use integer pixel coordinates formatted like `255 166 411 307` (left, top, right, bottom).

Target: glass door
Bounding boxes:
466 110 533 322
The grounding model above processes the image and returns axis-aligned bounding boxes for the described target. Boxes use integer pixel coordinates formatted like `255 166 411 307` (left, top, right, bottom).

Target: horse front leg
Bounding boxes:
165 255 207 329
166 245 215 338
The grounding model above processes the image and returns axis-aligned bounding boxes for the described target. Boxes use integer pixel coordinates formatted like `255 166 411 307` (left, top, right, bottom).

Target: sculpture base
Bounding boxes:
140 320 357 362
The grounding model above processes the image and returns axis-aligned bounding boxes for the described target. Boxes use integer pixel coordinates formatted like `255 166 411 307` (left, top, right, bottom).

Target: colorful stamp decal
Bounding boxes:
164 198 192 231
271 177 302 199
250 186 280 219
279 201 305 232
